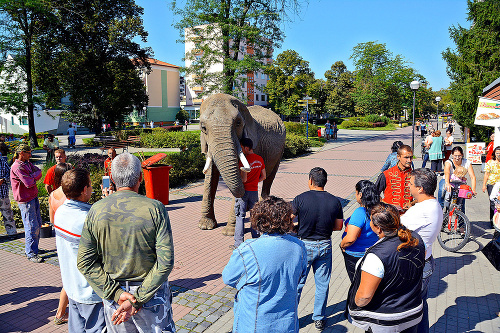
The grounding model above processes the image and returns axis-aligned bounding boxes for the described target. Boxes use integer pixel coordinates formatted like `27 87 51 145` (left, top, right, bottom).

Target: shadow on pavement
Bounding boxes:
170 273 222 290
0 286 60 307
429 255 475 299
299 299 348 332
0 298 60 332
430 293 500 332
168 195 203 205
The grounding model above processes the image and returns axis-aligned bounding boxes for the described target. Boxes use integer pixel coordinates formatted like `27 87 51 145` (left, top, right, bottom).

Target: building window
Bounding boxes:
256 94 259 101
262 95 265 102
11 117 14 125
255 72 259 79
20 116 28 125
242 81 245 88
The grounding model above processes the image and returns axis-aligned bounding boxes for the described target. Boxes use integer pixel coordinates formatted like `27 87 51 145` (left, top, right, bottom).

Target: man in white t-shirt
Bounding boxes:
401 168 443 333
444 129 454 162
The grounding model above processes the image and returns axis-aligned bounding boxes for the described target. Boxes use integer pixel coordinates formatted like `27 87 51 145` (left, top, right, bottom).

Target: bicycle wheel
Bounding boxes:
438 209 471 252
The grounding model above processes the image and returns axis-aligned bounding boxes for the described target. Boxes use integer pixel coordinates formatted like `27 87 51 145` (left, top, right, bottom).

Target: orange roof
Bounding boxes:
147 58 180 69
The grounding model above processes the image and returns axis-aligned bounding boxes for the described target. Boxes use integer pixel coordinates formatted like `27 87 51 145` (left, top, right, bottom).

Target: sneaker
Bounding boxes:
314 320 325 331
27 255 44 263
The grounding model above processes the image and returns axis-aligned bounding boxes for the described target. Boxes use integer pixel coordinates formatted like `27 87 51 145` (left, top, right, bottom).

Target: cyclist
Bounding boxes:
439 146 477 213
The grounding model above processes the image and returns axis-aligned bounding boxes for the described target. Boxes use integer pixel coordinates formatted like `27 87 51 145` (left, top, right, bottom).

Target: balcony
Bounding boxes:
192 86 204 92
193 99 204 105
192 49 203 55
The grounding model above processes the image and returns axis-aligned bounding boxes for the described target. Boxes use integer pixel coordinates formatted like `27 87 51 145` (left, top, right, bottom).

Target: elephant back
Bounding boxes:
247 105 286 163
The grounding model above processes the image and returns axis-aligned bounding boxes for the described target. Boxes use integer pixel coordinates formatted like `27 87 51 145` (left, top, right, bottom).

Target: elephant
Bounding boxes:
198 93 286 236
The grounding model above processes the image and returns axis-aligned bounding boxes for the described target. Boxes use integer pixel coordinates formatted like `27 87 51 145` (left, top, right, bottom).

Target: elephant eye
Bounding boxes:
200 123 207 133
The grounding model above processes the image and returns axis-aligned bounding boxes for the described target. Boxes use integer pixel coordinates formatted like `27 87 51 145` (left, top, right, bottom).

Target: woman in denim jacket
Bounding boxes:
223 196 308 333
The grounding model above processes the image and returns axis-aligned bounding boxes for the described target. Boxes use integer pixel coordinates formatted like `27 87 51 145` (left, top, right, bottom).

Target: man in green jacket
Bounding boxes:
77 152 175 332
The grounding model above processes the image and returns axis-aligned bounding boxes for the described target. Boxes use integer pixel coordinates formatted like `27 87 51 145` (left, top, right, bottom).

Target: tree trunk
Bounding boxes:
24 34 38 148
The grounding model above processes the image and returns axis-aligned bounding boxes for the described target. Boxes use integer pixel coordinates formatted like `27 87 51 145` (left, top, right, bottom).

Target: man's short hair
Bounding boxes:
61 169 90 199
397 144 413 156
111 152 142 188
240 138 253 150
309 167 327 187
411 168 437 196
55 149 66 156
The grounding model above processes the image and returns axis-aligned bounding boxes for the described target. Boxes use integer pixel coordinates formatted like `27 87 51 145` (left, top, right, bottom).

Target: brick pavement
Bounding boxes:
1 126 500 332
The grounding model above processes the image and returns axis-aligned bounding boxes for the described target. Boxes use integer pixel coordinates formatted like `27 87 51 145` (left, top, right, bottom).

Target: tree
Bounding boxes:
324 61 354 116
0 0 53 147
306 79 328 116
176 109 190 123
350 41 422 118
171 0 303 98
34 0 150 133
442 0 500 141
264 50 314 116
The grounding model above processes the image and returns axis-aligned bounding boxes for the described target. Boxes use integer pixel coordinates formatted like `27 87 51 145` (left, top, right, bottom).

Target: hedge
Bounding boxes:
340 120 375 128
284 122 319 137
140 130 200 148
283 133 310 158
364 114 391 125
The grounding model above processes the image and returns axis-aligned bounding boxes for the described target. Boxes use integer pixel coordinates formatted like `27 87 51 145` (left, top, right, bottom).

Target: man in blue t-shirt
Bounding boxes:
292 167 343 331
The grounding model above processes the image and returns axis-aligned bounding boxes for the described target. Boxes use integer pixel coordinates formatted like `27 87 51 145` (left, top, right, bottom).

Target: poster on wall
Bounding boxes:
466 142 486 164
474 97 500 127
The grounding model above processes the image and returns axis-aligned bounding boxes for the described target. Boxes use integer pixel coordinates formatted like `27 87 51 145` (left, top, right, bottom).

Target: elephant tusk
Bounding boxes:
202 155 212 174
239 151 251 173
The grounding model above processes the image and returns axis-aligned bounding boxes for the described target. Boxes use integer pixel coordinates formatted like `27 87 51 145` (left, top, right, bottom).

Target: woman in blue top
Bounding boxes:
340 180 380 282
381 141 403 172
223 196 307 333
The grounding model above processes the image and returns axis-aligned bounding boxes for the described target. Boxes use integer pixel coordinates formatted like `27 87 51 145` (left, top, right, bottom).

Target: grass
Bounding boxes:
307 137 326 147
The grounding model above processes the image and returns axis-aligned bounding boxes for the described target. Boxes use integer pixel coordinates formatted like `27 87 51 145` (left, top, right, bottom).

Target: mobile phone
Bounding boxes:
102 176 110 189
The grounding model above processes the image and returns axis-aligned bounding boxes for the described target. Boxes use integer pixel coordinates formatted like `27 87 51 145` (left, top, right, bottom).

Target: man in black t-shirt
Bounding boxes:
292 167 343 331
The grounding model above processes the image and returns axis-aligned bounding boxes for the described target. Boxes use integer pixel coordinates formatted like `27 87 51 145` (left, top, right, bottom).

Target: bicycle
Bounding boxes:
437 183 474 252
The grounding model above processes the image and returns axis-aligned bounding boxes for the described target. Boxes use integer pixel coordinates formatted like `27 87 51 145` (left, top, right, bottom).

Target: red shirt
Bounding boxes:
239 153 265 192
486 141 494 162
104 158 112 176
43 165 56 187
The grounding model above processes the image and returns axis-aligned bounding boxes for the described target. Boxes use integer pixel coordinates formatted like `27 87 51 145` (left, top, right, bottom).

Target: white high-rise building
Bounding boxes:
183 24 271 119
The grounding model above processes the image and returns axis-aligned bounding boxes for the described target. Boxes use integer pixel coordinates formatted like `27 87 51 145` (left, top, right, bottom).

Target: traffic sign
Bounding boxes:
298 99 317 104
298 99 308 103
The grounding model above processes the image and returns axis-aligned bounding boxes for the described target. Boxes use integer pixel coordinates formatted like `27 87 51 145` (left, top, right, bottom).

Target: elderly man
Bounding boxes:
77 152 175 332
10 144 43 263
375 144 414 210
44 149 69 194
43 134 60 162
401 168 442 333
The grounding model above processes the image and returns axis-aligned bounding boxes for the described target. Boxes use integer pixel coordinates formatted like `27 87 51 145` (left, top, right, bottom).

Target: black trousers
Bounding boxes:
487 184 495 222
342 251 359 283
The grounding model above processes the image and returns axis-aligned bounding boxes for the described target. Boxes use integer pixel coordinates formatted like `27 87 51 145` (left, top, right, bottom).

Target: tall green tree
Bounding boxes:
306 78 327 116
0 0 53 147
442 0 500 141
264 50 314 116
324 61 354 116
171 0 303 99
350 41 422 118
35 0 150 132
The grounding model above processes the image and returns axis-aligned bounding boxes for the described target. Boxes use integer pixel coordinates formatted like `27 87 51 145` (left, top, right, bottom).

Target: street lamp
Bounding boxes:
410 80 420 154
435 96 441 129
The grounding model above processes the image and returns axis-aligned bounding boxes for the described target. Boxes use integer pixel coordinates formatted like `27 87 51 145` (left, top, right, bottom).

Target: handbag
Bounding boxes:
481 236 500 271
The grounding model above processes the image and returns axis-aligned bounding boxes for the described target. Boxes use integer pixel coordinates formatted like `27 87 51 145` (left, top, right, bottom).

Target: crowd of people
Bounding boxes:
3 118 499 333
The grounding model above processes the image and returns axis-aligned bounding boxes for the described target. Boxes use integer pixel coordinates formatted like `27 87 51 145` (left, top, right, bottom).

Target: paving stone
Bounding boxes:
178 299 188 306
176 319 188 328
196 304 209 311
185 321 197 329
182 314 196 321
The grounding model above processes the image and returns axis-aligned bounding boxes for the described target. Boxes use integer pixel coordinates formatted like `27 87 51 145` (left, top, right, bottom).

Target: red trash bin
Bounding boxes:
142 153 172 205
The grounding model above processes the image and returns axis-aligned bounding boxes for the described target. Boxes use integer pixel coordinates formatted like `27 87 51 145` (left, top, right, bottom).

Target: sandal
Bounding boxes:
54 313 68 325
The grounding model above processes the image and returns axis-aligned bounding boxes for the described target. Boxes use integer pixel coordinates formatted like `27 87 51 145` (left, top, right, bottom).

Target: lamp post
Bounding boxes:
435 96 441 129
410 80 420 154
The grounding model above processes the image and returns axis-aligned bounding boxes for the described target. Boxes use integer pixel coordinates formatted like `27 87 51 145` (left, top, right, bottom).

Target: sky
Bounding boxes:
136 0 470 91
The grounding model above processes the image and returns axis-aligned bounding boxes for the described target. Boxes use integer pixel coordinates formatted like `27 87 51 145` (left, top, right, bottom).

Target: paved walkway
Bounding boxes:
1 126 500 332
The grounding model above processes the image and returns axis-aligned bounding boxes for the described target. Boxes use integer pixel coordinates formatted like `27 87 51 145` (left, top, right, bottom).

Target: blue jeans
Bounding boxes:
297 239 332 321
18 197 42 257
234 191 259 247
418 256 435 333
68 136 76 146
422 153 429 168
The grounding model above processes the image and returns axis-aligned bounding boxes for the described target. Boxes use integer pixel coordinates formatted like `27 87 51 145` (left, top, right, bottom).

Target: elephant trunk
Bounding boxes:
210 135 245 198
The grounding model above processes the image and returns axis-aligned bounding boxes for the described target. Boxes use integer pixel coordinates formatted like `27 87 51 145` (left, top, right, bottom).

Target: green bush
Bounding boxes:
12 197 50 228
162 146 205 187
364 114 391 125
340 120 375 129
284 122 319 137
83 138 101 147
140 130 200 148
283 133 310 158
175 109 190 123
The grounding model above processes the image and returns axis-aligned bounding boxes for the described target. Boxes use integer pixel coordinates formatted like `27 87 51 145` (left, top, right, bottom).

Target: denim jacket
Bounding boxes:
223 234 307 333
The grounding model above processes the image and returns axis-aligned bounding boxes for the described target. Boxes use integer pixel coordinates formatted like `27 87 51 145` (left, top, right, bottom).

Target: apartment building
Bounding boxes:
183 24 271 119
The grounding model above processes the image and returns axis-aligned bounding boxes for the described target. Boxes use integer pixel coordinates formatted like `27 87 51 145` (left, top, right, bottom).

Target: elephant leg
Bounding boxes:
222 197 236 236
199 163 220 230
261 161 280 199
